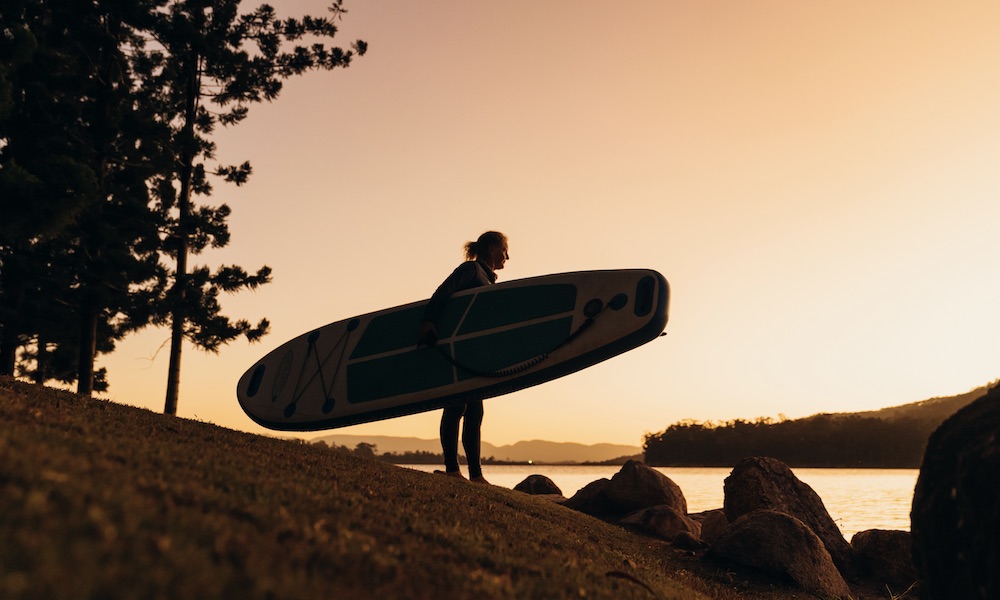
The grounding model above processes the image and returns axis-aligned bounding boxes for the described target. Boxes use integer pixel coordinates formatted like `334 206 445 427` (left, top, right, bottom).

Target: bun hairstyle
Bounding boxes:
464 231 507 261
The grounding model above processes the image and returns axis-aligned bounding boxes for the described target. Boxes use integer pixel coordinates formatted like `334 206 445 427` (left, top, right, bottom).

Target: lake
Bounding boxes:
401 464 918 540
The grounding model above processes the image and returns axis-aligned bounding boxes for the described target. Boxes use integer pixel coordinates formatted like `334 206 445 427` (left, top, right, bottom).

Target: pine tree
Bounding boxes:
145 0 366 414
0 0 168 393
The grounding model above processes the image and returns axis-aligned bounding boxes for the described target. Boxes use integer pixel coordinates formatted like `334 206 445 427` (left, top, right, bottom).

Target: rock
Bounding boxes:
618 505 701 542
564 461 687 520
851 529 917 591
709 509 852 599
606 460 687 515
689 509 728 545
562 478 615 518
514 474 563 496
911 384 1000 600
724 456 853 575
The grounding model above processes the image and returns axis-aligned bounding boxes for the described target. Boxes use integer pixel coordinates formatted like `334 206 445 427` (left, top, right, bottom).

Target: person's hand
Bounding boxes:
418 320 438 346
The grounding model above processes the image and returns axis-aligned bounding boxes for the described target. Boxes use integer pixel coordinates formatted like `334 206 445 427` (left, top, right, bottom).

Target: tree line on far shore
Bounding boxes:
339 415 936 468
310 441 509 465
310 441 637 466
643 413 940 468
311 413 949 469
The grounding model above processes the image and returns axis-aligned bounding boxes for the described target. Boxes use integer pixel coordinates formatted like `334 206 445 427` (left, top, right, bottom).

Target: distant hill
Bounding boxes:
644 382 996 468
847 384 992 423
313 434 641 464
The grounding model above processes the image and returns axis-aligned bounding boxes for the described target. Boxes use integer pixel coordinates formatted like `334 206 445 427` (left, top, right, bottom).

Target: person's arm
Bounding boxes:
418 263 477 345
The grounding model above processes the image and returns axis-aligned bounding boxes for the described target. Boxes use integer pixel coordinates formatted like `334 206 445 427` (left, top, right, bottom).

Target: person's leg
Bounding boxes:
440 404 466 475
462 400 485 481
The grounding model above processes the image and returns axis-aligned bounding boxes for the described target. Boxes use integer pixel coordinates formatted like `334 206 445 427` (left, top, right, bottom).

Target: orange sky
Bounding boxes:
100 1 1000 446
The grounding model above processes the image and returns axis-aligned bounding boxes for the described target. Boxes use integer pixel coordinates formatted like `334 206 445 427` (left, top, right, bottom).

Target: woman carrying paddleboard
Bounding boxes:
418 231 509 485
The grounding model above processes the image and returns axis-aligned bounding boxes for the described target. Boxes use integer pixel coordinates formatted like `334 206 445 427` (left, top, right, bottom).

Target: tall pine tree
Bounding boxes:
146 0 365 414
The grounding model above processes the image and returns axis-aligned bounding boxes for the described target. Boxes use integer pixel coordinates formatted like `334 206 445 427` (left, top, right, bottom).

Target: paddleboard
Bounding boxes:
237 269 669 431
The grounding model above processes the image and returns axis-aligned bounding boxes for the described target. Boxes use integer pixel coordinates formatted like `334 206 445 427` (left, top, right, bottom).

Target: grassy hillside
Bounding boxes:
0 377 815 600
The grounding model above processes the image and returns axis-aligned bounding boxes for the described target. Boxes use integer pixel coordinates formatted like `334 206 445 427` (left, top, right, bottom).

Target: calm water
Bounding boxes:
402 464 918 540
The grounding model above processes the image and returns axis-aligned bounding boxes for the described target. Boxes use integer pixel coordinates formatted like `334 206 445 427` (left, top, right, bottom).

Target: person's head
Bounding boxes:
464 231 509 271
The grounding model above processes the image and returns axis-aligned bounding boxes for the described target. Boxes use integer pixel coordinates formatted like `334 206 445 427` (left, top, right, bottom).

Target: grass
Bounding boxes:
1 376 830 599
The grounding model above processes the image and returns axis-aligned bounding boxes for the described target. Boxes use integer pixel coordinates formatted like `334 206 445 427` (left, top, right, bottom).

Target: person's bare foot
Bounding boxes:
470 476 490 485
434 469 467 480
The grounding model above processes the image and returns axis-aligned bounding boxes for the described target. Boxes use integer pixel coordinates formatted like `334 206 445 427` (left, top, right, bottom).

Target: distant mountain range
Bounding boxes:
312 434 641 464
312 382 994 464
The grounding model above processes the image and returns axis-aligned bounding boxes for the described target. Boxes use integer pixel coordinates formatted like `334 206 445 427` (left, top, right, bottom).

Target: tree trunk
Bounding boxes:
163 309 184 414
0 329 16 376
0 268 25 376
163 240 186 414
164 54 199 416
34 334 47 384
163 152 191 413
76 303 97 397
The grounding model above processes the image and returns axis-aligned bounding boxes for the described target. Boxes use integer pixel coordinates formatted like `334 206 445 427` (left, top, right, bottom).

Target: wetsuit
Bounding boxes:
420 259 496 478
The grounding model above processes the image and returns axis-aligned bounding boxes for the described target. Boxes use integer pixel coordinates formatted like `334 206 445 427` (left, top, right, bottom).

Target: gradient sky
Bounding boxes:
99 1 1000 446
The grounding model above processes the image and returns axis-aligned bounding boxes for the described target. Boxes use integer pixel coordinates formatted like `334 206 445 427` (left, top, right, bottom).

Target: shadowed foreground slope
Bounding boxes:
1 378 727 599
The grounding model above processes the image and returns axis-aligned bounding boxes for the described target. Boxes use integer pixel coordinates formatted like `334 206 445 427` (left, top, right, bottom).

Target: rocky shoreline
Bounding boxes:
512 383 1000 600
513 458 914 599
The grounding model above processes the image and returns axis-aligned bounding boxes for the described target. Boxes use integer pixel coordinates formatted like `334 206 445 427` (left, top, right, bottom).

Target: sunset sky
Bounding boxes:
99 1 1000 447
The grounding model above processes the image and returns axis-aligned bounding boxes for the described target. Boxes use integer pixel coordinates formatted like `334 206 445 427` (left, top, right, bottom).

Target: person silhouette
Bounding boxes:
418 231 509 484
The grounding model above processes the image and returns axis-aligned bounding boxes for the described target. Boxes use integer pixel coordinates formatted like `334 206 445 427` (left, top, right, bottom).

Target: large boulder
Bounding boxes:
618 505 701 543
911 384 1000 600
709 509 852 599
564 460 687 520
724 456 853 575
851 529 917 592
514 474 563 496
606 460 688 514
